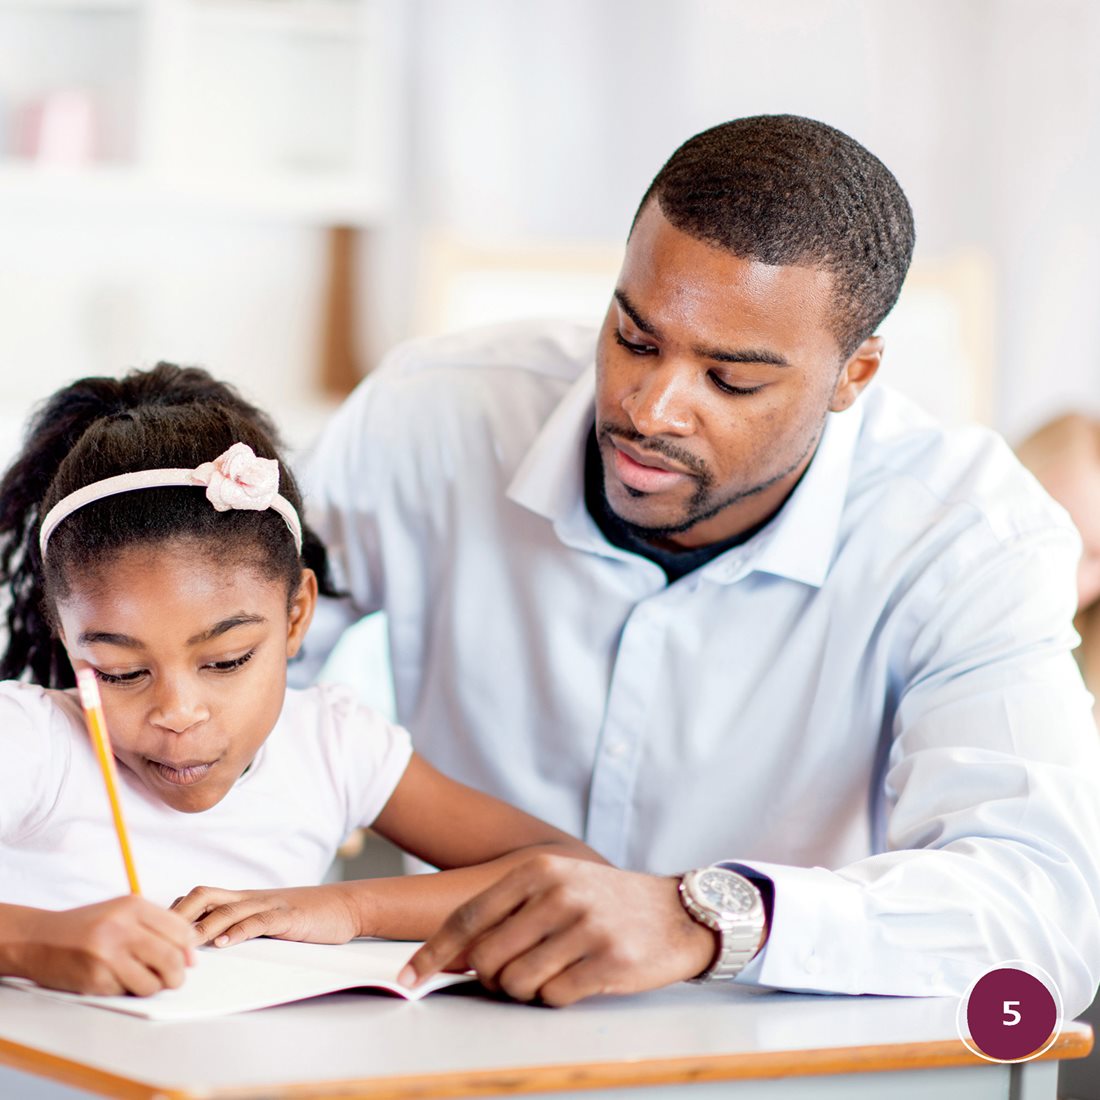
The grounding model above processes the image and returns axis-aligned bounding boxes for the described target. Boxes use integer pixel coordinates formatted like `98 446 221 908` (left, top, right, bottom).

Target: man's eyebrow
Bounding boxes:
694 343 790 367
615 288 789 366
187 615 268 646
613 290 660 337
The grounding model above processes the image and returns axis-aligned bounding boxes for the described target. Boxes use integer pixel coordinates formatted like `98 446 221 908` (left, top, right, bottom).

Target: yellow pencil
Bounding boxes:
75 667 142 895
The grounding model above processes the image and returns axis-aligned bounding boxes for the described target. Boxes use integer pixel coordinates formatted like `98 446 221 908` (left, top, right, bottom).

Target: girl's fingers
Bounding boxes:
170 885 239 924
111 941 174 998
208 909 288 948
137 900 201 956
191 899 272 944
132 928 192 989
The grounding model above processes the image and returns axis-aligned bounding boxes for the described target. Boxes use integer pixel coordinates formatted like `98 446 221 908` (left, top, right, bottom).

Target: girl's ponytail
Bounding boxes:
0 376 140 685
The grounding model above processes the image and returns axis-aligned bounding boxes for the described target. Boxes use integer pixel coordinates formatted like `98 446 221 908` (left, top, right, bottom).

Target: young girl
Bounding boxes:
0 363 602 998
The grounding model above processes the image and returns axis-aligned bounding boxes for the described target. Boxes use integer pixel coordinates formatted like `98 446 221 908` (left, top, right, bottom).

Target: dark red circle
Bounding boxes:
965 968 1057 1061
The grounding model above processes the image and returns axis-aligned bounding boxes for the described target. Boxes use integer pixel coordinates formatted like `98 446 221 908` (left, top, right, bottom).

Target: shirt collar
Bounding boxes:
507 365 864 587
726 398 862 588
507 365 608 547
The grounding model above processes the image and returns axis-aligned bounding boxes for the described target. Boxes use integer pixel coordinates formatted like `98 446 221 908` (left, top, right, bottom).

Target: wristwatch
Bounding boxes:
678 866 766 982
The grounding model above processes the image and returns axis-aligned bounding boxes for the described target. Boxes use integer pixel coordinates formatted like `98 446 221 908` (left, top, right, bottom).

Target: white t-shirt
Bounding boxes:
0 681 412 909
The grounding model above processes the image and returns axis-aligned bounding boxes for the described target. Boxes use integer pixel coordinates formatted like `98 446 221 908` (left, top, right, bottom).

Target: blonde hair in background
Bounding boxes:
1017 412 1100 714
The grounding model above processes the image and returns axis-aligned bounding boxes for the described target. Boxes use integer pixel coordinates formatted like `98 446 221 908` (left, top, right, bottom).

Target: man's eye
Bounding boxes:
93 668 145 685
615 332 657 356
709 372 764 397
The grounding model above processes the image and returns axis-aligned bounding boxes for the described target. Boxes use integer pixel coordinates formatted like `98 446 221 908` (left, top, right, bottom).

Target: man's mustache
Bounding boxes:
597 423 710 481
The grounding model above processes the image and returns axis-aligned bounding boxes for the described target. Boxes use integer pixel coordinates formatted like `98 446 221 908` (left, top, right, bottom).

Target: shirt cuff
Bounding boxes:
720 860 868 993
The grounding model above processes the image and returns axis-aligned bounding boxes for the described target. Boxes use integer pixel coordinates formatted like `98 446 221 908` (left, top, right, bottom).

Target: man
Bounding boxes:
299 116 1100 1012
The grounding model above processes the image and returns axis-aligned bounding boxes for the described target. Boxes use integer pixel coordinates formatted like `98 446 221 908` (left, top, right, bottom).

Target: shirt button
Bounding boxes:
606 739 629 760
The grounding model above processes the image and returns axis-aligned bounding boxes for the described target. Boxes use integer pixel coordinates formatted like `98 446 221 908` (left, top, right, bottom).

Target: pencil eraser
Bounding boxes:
75 667 100 709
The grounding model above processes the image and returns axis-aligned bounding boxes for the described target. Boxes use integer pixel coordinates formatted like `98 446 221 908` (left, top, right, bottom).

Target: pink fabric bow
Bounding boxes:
193 443 280 513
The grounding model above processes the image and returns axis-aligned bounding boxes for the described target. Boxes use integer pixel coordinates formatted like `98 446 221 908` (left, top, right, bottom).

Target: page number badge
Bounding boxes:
956 962 1062 1063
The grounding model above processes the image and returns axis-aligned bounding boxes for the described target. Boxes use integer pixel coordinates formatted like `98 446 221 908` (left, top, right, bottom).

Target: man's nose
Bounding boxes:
149 679 210 733
622 363 695 437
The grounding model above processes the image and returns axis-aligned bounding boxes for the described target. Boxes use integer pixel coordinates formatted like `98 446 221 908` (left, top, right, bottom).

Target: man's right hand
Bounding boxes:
398 856 722 1006
1 896 197 997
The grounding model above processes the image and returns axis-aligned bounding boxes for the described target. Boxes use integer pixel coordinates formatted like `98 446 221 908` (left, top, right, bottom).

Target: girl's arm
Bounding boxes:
0 898 196 995
173 753 607 946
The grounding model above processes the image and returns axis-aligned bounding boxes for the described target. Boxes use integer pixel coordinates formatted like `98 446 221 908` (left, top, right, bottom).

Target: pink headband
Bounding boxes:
38 442 303 559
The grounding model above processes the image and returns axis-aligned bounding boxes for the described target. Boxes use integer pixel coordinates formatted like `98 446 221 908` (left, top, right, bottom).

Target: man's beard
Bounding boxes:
608 468 772 540
597 418 822 542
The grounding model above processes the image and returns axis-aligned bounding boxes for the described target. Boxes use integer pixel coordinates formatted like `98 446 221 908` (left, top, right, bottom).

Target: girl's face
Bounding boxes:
54 541 317 813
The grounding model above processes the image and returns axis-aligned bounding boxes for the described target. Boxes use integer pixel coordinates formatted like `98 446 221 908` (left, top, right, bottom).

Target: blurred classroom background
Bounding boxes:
2 4 1100 1092
2 4 1099 803
1 0 1098 467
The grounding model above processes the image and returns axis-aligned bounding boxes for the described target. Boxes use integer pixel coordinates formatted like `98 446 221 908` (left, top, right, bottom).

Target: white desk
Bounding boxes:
0 982 1090 1099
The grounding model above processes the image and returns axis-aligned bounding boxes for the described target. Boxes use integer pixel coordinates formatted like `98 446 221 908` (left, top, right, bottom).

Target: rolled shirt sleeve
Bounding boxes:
731 528 1100 1017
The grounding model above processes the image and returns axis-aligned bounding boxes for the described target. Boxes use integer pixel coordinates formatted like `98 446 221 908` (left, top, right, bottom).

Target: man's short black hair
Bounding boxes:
634 114 915 358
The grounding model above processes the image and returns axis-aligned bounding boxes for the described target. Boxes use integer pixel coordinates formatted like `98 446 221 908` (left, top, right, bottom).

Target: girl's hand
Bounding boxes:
170 884 361 948
8 896 197 997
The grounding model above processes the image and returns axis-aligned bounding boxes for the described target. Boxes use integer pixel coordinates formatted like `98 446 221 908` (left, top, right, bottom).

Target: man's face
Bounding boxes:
595 201 865 549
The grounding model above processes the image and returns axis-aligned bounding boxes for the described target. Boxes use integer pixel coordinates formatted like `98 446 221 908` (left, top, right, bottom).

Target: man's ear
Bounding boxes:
830 335 883 413
286 568 319 659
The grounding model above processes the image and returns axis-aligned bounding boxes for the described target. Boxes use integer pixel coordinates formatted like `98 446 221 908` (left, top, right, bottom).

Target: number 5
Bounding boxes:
1003 1001 1022 1026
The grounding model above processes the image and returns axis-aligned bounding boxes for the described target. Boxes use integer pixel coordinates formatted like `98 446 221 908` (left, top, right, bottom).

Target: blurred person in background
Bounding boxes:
1018 414 1100 715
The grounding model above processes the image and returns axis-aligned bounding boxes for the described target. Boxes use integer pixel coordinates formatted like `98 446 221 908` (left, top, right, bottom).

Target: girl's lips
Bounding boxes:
149 759 215 786
611 444 690 493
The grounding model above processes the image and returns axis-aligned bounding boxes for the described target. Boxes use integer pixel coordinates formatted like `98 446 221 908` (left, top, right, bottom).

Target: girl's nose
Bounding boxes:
149 680 210 733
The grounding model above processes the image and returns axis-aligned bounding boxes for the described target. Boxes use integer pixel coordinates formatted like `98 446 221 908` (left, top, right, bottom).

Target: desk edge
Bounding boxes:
0 1024 1091 1100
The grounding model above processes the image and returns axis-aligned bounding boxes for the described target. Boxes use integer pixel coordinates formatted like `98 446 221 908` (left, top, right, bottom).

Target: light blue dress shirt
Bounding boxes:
298 320 1100 1015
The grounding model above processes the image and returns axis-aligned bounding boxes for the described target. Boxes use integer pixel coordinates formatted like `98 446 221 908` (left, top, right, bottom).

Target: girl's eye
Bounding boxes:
615 331 657 356
709 371 765 397
93 668 146 685
206 650 256 674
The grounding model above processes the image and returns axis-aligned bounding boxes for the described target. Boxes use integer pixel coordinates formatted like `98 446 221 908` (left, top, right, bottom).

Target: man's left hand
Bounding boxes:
398 855 719 1006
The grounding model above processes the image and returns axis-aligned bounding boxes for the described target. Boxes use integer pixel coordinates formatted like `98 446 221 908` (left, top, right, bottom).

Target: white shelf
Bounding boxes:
0 0 355 22
0 1 140 11
0 0 396 226
0 161 386 224
189 1 363 38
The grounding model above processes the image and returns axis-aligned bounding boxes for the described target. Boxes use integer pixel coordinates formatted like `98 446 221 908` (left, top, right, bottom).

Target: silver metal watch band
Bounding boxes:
696 922 761 981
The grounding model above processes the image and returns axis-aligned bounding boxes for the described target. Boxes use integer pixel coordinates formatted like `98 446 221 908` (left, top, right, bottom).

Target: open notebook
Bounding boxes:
5 938 476 1021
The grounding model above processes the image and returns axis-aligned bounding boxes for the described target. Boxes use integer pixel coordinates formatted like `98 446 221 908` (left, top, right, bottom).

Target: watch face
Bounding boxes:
696 869 757 917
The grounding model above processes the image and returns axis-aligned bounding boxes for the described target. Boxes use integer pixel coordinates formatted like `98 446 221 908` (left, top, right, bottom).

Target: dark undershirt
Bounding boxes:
583 428 773 584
